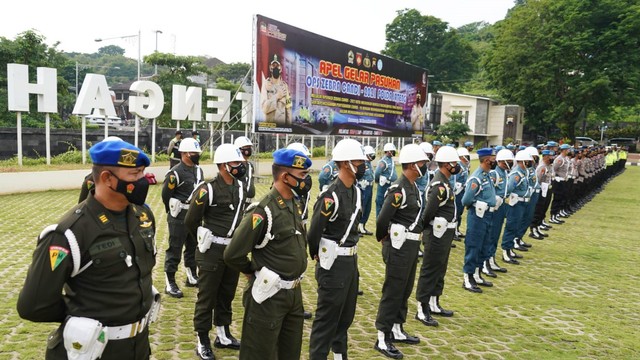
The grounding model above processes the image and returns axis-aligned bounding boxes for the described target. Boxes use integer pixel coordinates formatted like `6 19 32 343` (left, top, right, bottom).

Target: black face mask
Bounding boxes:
354 162 367 180
286 173 312 196
241 148 252 157
272 68 281 78
416 163 428 177
108 172 149 206
226 163 246 179
368 154 376 161
190 154 201 165
389 151 396 157
449 163 462 175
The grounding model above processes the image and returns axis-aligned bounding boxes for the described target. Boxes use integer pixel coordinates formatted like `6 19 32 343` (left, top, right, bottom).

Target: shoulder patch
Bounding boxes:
49 245 69 271
252 214 264 229
437 186 446 201
323 197 334 210
393 192 403 203
323 166 330 173
471 182 478 190
168 174 176 190
86 180 94 190
198 188 207 200
515 175 520 182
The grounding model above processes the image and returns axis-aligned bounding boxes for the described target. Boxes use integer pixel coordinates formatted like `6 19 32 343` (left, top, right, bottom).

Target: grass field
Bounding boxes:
0 167 638 359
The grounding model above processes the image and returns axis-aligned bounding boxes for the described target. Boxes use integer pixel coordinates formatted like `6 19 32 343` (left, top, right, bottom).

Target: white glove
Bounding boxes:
379 176 388 186
495 195 503 208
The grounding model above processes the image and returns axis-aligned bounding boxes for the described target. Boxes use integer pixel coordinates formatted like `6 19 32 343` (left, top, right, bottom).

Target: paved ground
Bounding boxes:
0 167 639 359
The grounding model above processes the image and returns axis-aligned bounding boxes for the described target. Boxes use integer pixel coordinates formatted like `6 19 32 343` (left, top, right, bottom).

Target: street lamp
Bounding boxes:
154 30 163 75
95 30 141 80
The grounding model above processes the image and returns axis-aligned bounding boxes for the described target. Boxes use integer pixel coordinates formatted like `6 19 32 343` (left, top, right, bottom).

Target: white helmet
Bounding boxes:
383 143 397 152
525 146 539 158
234 136 252 148
456 147 470 157
514 150 533 161
214 143 244 164
419 142 434 155
399 144 428 164
178 137 202 153
332 139 367 161
496 149 515 162
103 136 123 142
363 145 376 156
286 142 311 156
435 146 460 162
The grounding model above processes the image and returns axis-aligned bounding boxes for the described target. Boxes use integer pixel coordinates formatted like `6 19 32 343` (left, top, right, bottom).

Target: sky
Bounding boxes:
2 0 515 64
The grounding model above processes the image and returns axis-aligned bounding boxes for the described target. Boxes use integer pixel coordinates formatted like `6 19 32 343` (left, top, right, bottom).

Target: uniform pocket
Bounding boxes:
246 312 282 331
89 238 127 269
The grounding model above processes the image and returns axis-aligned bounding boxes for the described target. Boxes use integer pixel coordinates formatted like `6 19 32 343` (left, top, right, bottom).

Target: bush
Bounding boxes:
312 146 326 158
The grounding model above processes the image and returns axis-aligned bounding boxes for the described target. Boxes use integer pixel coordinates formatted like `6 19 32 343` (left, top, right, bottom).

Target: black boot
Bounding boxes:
482 260 497 278
429 296 454 317
390 323 420 344
374 331 404 359
196 332 215 360
415 302 439 326
165 272 183 298
214 325 240 350
185 266 199 287
463 273 483 293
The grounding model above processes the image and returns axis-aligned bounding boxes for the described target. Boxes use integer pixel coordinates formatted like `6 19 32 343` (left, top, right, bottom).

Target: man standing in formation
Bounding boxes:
308 139 366 360
162 137 204 298
167 130 183 168
185 144 247 360
358 145 376 236
18 139 158 359
374 143 427 359
224 148 312 360
234 136 256 205
375 143 398 216
501 150 533 265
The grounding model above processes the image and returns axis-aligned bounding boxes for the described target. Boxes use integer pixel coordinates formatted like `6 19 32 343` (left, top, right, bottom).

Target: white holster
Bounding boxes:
251 267 283 304
197 226 214 253
540 182 549 197
148 286 161 324
494 196 503 209
474 201 488 218
389 223 407 250
454 182 463 195
431 217 449 239
63 317 108 360
509 193 519 206
318 238 338 270
379 176 388 186
169 198 188 218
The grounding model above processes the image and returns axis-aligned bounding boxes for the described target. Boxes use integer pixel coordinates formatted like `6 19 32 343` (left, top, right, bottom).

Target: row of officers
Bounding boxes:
16 135 624 360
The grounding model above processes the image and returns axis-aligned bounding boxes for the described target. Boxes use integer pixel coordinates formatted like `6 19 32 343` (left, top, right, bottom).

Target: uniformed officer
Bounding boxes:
234 136 256 205
501 150 533 265
373 144 427 359
358 145 376 235
319 159 339 191
453 147 471 239
162 137 205 298
514 147 540 251
18 139 158 359
549 144 571 224
415 146 459 326
432 140 442 155
224 148 311 360
461 148 497 293
308 139 367 360
482 149 515 277
78 136 123 203
260 54 292 125
416 142 435 204
185 144 247 360
375 143 398 216
529 150 554 239
168 130 183 168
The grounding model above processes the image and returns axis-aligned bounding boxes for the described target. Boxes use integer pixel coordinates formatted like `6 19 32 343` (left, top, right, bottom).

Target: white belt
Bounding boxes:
517 196 530 202
108 309 151 340
535 189 541 193
279 275 304 289
554 176 565 182
211 235 231 246
488 207 496 212
336 245 357 256
429 220 457 229
406 232 421 241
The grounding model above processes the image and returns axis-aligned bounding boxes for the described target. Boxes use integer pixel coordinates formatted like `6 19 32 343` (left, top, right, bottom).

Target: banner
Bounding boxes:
253 15 428 137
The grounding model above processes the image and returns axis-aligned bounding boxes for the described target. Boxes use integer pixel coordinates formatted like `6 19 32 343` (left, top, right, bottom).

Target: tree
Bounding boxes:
97 45 125 56
210 62 251 84
437 112 471 142
485 0 640 140
383 9 478 93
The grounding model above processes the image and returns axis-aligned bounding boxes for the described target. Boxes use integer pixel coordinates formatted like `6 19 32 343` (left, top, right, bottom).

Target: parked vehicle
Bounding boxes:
575 136 598 147
608 137 637 152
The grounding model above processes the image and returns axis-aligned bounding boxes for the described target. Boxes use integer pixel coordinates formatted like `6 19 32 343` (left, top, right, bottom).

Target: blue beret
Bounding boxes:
477 147 495 157
495 145 504 151
273 148 312 169
559 144 571 150
464 141 474 147
506 144 515 150
90 140 150 168
519 145 526 150
547 141 558 147
432 140 442 146
541 150 552 156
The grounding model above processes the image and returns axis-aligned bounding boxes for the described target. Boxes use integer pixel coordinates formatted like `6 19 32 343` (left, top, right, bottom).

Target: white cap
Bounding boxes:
332 139 367 161
419 142 434 155
456 147 470 157
514 150 533 161
214 144 244 164
234 136 252 148
178 138 202 153
286 142 311 156
383 143 397 152
435 146 460 162
496 149 515 162
363 145 376 155
399 144 428 164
